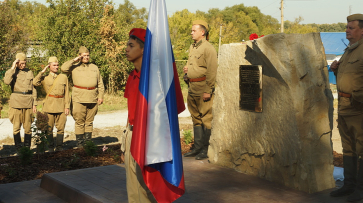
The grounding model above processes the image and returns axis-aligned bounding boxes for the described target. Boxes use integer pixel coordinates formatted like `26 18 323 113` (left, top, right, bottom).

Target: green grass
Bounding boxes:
98 91 127 112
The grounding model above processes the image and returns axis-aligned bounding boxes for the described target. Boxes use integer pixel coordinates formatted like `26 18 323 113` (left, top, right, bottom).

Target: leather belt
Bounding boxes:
338 92 352 98
74 85 96 90
13 91 32 95
48 94 64 98
189 76 206 82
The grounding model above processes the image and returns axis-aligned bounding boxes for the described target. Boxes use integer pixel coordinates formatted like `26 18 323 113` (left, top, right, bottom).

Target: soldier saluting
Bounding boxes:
4 53 37 150
33 57 70 151
61 46 104 147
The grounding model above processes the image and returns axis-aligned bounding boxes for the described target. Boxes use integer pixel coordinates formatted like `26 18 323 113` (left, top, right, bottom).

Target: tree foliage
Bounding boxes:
0 1 348 95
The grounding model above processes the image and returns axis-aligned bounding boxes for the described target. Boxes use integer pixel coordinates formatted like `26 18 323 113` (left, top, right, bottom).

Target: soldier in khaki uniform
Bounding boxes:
61 46 104 147
4 53 37 149
33 57 70 151
330 14 363 202
183 20 218 160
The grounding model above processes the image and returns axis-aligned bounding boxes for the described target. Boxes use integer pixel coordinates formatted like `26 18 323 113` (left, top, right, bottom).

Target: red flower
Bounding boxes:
249 33 259 40
260 35 264 38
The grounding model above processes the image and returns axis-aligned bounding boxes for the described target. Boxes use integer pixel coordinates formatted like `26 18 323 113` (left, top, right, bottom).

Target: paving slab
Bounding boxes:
0 157 349 203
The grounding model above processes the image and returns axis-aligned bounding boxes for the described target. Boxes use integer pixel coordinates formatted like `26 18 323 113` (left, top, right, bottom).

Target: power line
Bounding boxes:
260 0 280 10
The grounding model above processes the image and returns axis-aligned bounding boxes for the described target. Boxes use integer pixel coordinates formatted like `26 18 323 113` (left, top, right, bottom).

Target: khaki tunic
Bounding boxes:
61 60 104 103
186 38 218 96
4 68 37 134
4 68 37 108
186 39 218 129
33 73 70 113
336 38 363 156
61 60 104 134
337 38 363 115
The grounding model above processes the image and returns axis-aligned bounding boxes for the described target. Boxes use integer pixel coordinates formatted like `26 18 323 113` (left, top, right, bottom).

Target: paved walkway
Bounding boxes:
0 104 191 140
0 157 346 203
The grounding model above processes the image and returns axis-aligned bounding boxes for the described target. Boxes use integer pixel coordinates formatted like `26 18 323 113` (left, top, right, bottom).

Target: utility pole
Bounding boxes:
218 24 222 64
280 0 284 33
349 5 352 15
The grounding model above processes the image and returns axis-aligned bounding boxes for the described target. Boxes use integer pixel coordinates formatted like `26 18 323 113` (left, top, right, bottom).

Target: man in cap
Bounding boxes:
330 13 363 202
4 53 37 150
33 57 70 151
183 20 218 160
61 46 104 147
122 28 156 203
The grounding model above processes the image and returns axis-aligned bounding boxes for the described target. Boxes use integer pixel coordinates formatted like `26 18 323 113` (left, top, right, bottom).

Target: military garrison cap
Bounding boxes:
347 14 363 22
16 53 26 61
193 20 209 31
129 28 146 43
78 46 89 54
48 56 58 63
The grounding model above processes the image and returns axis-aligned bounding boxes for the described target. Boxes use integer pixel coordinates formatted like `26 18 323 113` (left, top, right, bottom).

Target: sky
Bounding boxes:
33 0 363 24
118 0 363 24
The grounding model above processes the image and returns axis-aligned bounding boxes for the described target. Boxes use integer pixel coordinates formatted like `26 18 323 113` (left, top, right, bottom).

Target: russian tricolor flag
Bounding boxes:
130 0 186 202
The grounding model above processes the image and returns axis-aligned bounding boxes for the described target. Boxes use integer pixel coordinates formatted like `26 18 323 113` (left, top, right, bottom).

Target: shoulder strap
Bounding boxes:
45 75 60 101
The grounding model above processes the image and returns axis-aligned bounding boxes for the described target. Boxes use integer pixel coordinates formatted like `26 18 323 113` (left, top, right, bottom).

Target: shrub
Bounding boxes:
183 130 193 145
84 141 98 157
18 146 33 165
32 112 50 154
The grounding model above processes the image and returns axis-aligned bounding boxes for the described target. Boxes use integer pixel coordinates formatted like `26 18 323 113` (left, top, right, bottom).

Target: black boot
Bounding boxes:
84 132 92 143
330 155 357 197
76 134 84 148
13 133 22 151
24 134 32 149
184 126 204 157
47 134 55 152
196 128 211 160
55 134 64 151
347 158 363 202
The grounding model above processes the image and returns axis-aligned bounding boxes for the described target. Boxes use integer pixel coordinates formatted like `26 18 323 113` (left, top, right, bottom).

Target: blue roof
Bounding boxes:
320 32 349 55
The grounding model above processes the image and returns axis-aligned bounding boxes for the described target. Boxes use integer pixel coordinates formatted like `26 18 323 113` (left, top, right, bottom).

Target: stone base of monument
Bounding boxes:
209 33 336 193
40 165 127 203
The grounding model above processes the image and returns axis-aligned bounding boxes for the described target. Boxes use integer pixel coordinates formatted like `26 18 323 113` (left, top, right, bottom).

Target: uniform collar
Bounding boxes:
347 38 363 51
193 38 206 48
133 69 141 78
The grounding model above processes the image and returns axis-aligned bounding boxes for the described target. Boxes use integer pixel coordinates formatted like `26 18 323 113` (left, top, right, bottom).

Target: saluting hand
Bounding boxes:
11 59 19 70
73 55 83 62
330 60 340 73
41 65 49 73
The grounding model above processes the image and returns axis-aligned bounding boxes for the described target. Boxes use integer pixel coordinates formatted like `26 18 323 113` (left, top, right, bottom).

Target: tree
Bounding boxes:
99 5 129 93
284 16 318 34
0 0 29 77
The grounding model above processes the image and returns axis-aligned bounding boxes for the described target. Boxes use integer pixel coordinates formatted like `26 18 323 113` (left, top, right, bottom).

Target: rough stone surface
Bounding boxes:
209 33 335 193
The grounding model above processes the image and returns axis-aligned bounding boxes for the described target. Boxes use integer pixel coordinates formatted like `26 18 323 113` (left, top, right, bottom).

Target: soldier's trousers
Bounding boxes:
187 93 214 128
46 112 67 134
121 126 156 203
9 107 33 134
72 102 98 134
338 114 363 157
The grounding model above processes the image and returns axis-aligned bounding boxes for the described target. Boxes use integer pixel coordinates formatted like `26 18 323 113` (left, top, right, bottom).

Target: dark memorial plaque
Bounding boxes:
239 65 262 112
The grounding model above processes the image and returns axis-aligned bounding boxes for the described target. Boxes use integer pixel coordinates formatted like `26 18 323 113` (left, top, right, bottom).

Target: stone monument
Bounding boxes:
209 33 335 193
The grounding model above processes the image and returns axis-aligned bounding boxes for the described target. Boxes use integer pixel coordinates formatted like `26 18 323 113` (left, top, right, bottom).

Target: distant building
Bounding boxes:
26 41 47 59
320 32 349 84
